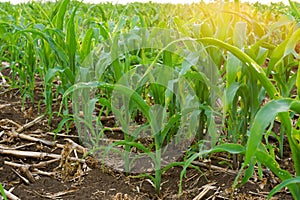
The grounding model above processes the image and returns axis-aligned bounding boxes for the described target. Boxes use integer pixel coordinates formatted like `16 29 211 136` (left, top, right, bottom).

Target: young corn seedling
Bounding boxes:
69 27 224 193
235 24 300 200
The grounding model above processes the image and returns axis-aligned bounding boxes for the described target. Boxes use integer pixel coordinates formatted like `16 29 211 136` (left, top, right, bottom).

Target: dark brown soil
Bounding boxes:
0 71 293 200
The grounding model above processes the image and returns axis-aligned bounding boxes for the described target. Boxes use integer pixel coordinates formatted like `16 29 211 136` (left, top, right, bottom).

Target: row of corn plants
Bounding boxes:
1 0 300 198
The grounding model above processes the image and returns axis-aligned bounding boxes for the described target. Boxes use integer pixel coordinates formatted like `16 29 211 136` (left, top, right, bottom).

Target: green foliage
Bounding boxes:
0 183 7 200
268 176 300 199
1 0 300 198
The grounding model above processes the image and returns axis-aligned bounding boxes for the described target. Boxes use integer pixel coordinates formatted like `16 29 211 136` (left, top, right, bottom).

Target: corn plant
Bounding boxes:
238 99 300 199
178 23 300 196
234 24 300 200
67 26 225 193
2 1 300 198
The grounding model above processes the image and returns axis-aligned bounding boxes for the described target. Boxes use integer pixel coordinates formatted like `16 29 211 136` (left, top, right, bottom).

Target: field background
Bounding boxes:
0 0 300 199
0 0 292 5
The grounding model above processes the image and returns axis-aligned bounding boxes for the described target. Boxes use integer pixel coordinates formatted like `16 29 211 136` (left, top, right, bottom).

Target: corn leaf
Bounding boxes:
268 177 300 200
